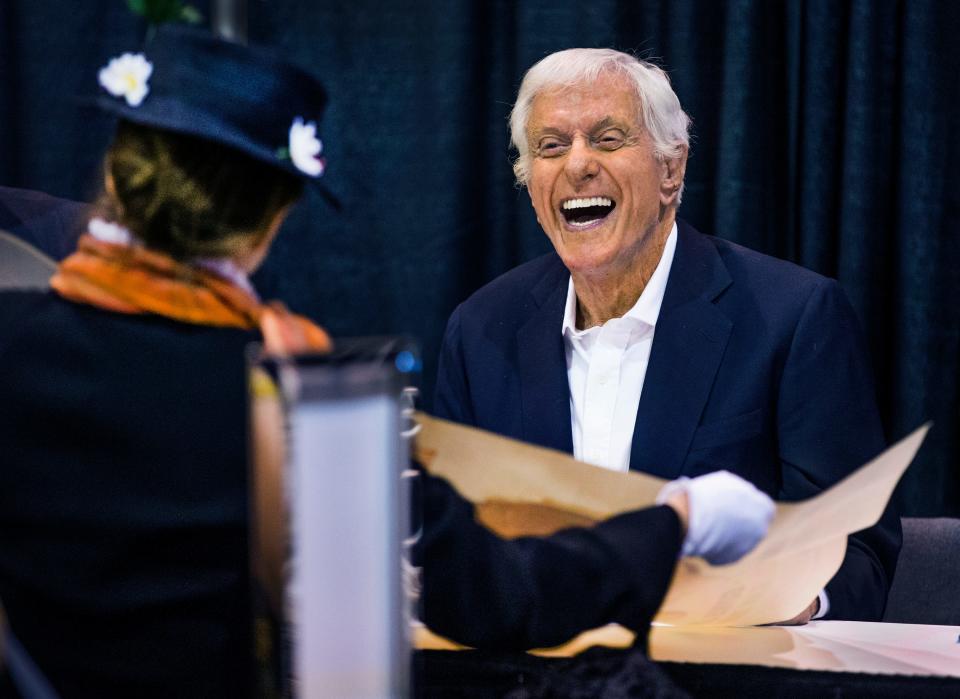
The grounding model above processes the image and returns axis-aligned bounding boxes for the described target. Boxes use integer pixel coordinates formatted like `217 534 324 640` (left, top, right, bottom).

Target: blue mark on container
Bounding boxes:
395 351 420 373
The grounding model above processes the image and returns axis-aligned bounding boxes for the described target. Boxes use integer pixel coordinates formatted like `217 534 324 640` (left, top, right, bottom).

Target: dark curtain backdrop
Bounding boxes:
1 1 957 516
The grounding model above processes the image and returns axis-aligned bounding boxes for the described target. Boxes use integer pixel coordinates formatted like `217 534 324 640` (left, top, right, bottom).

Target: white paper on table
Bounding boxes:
415 413 929 627
648 621 960 678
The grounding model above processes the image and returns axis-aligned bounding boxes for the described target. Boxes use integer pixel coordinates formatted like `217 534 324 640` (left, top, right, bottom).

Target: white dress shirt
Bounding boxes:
563 223 677 472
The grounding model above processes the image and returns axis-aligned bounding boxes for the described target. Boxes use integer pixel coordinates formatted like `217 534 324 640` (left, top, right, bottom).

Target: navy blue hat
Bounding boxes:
94 25 334 194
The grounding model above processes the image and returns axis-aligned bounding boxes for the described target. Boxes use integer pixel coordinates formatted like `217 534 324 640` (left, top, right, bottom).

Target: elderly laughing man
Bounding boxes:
434 48 899 623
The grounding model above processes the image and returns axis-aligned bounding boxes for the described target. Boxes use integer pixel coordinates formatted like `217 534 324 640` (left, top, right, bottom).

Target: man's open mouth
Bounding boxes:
561 197 616 227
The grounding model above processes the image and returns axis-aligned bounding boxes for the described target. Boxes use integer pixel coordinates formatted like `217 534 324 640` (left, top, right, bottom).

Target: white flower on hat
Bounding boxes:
288 117 325 177
98 52 153 107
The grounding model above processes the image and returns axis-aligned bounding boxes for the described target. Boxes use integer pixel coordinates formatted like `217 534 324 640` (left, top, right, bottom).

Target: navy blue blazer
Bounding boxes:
435 219 900 621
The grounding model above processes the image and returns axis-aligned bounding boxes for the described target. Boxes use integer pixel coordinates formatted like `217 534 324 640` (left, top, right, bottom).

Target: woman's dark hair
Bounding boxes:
100 119 304 260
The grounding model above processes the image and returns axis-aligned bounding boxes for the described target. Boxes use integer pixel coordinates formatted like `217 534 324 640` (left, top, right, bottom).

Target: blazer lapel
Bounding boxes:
629 222 733 479
517 258 574 454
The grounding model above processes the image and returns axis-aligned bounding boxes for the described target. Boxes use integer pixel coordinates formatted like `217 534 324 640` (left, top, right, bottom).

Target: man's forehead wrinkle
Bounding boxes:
530 125 568 137
528 114 637 141
589 116 628 133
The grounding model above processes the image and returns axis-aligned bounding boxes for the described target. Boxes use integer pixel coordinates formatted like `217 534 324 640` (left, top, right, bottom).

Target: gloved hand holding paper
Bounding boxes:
414 413 928 628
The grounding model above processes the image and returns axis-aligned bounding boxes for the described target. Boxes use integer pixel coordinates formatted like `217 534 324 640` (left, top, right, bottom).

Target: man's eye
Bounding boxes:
537 140 568 157
595 132 626 150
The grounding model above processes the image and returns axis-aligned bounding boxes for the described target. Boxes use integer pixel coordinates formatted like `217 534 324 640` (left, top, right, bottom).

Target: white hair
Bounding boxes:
509 48 691 188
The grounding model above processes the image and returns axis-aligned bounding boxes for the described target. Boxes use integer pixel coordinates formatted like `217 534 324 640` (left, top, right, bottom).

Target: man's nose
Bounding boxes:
564 135 599 184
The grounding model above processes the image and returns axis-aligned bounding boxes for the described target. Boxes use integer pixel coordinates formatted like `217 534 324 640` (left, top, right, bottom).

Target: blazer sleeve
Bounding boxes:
433 304 477 426
777 278 901 621
413 470 682 651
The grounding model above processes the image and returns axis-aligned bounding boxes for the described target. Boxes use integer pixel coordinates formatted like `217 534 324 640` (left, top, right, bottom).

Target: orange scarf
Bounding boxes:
51 234 332 355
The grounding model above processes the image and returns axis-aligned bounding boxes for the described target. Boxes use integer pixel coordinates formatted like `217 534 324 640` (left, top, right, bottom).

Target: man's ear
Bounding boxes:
659 145 688 207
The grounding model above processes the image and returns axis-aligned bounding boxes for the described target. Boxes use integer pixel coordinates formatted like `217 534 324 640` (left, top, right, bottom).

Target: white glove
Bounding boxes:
656 470 774 565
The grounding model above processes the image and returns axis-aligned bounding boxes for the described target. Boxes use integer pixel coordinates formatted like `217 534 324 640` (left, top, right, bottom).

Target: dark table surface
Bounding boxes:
414 648 960 698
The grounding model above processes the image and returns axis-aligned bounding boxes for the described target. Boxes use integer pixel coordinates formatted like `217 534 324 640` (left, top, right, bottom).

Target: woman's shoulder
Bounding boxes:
0 291 258 368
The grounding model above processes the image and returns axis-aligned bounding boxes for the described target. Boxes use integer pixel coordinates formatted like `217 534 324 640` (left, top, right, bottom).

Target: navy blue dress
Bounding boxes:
0 291 257 697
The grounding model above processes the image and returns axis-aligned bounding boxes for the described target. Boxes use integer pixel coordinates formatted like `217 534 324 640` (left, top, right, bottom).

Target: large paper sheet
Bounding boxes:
415 413 928 627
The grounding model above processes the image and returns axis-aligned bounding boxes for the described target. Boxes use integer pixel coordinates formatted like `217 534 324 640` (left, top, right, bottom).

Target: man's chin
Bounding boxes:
557 248 623 280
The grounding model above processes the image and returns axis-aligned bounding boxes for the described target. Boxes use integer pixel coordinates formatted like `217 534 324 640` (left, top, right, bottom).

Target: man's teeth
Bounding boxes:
562 197 613 210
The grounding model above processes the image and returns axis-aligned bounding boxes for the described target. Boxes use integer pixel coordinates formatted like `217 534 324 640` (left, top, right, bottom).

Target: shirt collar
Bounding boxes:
561 221 678 337
194 257 259 300
87 216 260 300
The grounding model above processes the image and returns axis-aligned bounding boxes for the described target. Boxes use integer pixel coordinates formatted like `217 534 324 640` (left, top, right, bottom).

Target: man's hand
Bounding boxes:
771 597 820 625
